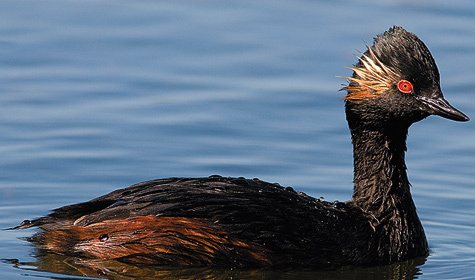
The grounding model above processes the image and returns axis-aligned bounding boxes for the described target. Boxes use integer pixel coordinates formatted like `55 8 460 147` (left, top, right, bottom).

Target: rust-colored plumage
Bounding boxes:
37 216 271 267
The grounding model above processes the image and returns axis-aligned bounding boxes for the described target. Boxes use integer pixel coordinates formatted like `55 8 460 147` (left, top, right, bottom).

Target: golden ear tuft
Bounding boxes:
340 47 400 101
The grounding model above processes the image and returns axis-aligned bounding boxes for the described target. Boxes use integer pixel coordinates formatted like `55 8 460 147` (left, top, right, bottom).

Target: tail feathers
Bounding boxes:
8 199 118 230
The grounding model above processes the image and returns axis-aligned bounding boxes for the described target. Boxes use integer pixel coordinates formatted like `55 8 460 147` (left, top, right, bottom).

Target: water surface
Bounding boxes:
1 1 475 279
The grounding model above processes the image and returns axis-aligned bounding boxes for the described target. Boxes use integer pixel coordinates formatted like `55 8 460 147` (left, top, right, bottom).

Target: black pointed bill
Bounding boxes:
417 96 469 122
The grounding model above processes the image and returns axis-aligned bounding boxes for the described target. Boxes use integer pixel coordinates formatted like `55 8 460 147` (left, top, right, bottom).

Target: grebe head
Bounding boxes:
342 26 469 125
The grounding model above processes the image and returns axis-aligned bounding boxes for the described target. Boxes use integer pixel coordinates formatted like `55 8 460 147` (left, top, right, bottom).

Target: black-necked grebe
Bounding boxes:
14 26 469 268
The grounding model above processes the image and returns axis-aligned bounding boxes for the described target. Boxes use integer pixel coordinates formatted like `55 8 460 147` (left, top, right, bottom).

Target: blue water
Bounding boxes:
1 1 474 279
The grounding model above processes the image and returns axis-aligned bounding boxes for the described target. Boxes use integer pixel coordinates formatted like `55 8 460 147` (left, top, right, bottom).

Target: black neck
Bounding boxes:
345 103 428 260
349 121 411 213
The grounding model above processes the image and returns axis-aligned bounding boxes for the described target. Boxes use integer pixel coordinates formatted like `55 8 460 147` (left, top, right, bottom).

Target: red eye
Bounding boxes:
397 80 413 93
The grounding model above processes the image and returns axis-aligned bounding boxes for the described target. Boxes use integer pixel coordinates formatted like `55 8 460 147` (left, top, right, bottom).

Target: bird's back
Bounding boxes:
20 175 370 267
